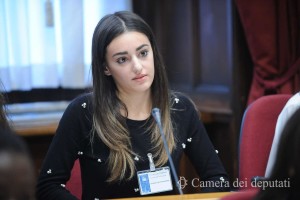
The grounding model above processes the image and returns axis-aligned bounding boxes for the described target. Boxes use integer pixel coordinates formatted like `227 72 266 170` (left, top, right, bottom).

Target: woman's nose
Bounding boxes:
132 57 142 74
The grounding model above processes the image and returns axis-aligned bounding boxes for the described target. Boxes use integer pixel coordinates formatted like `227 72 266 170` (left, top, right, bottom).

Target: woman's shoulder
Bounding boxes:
64 92 93 114
169 92 201 131
170 91 197 111
69 92 92 106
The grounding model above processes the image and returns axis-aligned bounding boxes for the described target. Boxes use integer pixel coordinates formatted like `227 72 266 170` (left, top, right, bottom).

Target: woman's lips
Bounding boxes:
133 74 147 80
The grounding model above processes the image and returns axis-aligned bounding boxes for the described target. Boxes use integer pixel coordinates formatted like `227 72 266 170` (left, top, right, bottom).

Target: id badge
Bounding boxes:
137 167 173 195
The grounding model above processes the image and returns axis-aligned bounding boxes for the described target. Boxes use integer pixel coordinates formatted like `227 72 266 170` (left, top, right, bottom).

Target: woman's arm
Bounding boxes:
36 95 90 200
175 95 230 192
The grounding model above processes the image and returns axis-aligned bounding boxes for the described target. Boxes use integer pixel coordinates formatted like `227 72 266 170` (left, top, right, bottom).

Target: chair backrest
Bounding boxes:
221 189 258 200
66 159 82 199
239 94 291 189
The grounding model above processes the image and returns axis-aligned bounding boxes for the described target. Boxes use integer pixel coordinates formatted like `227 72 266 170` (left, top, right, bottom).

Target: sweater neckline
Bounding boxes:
126 117 151 126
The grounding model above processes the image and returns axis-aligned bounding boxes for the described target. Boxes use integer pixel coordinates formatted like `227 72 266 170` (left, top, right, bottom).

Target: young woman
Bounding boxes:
36 11 229 199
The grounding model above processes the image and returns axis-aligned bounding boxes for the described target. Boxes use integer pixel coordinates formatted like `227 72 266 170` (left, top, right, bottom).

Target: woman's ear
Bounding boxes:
104 66 111 76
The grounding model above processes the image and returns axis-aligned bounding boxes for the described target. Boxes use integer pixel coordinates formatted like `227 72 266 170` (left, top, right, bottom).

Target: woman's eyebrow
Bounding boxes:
136 44 149 51
112 44 149 57
113 51 127 57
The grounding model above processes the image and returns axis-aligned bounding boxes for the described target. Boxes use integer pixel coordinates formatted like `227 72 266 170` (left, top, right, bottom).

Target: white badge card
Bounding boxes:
137 167 173 195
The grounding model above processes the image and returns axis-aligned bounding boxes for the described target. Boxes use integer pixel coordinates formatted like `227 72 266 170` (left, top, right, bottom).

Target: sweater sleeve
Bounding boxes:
36 95 91 200
179 97 230 192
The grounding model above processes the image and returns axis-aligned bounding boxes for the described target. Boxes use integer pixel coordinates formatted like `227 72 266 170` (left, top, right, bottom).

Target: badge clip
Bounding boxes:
147 153 155 171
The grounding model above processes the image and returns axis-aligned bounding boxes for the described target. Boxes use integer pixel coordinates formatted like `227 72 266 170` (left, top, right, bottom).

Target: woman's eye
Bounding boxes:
140 50 148 57
116 57 127 64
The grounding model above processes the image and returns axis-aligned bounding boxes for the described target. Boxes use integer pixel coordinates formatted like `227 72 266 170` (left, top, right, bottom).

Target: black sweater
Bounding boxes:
36 93 230 199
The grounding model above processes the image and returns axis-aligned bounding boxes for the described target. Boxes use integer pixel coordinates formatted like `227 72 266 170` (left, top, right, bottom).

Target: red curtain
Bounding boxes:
235 0 300 105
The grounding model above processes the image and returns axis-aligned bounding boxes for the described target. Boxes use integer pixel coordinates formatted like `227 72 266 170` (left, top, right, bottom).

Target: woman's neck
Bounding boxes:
118 91 152 120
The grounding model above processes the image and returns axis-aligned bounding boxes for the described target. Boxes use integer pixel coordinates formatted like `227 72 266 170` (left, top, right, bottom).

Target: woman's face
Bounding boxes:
105 31 155 96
